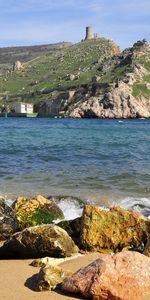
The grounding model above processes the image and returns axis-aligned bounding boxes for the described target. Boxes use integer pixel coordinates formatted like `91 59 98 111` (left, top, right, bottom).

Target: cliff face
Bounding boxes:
62 40 150 118
68 66 150 118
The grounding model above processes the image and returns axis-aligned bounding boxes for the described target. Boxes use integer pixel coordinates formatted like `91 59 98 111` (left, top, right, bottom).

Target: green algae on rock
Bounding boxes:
80 205 150 253
14 195 64 229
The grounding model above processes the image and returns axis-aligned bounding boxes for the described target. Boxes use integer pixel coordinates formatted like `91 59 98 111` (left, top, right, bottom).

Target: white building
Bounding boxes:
14 102 33 114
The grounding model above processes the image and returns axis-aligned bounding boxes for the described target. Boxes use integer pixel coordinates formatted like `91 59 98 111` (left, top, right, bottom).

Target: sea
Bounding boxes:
0 117 150 218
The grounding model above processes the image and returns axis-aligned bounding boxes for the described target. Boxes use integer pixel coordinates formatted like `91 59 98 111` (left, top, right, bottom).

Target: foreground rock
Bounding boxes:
15 195 64 229
36 264 73 291
0 224 78 259
81 205 150 253
62 251 150 300
0 198 19 240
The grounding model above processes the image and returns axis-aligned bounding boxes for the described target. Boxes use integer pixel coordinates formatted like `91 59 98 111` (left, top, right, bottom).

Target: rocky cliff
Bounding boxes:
0 38 150 118
61 40 150 118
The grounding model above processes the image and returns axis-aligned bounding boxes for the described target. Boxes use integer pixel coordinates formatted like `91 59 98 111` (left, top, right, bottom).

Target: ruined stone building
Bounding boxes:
85 26 100 41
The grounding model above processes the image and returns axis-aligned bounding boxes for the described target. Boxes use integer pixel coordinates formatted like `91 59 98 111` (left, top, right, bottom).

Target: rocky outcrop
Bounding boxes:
36 264 73 291
62 251 150 300
65 40 150 118
0 224 78 259
68 63 150 118
0 198 19 240
14 195 64 229
80 205 150 253
13 61 23 71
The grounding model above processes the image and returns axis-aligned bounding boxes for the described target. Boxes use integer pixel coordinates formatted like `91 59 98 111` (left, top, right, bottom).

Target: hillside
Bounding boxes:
0 38 120 106
0 42 71 74
0 37 149 118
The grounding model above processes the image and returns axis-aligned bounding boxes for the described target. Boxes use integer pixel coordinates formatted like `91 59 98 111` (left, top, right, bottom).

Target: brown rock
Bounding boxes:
0 198 19 240
36 264 73 291
143 235 150 257
0 224 78 259
58 217 81 245
80 205 149 253
62 251 150 300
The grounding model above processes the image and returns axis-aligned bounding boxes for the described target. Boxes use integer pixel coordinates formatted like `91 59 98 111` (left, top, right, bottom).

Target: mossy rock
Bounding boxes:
36 264 73 291
14 195 64 229
0 224 79 259
81 205 150 253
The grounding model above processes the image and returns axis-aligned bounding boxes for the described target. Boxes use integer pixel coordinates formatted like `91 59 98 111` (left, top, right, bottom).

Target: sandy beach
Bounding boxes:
0 252 101 300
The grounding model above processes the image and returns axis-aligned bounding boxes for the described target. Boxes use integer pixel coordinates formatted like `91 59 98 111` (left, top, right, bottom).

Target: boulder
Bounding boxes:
0 224 78 259
62 251 150 300
80 205 150 253
143 235 150 257
13 60 23 71
36 264 73 291
0 198 19 240
14 195 64 229
58 217 81 245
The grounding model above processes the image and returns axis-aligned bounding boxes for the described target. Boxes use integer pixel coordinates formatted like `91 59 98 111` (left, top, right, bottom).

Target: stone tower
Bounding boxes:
85 26 94 40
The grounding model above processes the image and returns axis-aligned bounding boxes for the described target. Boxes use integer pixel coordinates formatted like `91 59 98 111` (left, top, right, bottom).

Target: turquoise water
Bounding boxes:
0 118 150 207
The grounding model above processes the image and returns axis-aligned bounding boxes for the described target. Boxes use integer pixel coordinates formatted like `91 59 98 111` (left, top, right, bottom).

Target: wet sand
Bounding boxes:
0 252 101 300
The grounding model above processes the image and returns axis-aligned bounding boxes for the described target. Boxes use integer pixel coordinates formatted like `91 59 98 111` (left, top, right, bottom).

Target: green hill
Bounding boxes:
0 38 120 107
0 37 149 118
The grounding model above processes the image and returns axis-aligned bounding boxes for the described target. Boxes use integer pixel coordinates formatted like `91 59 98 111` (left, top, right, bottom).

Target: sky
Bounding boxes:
0 0 149 50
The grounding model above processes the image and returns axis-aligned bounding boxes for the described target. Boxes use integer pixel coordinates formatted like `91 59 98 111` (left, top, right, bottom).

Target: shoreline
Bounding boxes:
0 252 101 300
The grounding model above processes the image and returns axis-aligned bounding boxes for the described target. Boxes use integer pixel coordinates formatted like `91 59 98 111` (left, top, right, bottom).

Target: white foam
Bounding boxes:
57 199 83 220
112 197 150 218
5 199 15 207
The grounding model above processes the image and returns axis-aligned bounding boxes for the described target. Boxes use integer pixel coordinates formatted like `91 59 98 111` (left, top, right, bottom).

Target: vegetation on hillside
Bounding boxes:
0 38 119 107
0 38 149 113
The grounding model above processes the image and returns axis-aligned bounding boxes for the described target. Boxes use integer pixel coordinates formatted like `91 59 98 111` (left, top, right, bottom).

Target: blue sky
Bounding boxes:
0 0 149 49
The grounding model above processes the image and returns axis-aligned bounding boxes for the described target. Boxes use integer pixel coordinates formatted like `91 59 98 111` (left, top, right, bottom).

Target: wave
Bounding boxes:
113 197 150 218
5 195 150 221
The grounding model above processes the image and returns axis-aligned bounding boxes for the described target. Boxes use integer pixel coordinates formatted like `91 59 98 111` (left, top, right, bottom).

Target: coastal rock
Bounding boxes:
0 198 19 240
66 40 150 119
143 235 150 257
30 254 82 268
36 264 73 291
58 217 81 245
80 205 150 253
62 251 150 300
0 224 79 259
14 195 64 229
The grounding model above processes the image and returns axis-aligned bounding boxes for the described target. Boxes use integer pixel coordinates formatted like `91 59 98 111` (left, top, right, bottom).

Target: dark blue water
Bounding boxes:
0 118 150 207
